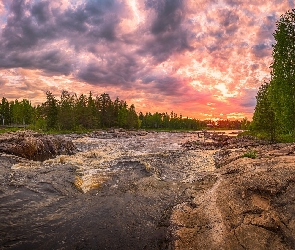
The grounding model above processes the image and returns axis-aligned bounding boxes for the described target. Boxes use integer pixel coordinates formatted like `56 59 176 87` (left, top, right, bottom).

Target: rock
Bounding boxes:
0 130 77 161
169 151 295 250
2 131 295 249
88 129 149 139
182 135 267 150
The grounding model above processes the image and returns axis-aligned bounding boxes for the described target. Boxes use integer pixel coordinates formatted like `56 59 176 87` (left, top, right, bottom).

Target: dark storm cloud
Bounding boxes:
142 75 157 84
149 0 183 34
140 0 194 62
204 8 240 57
218 9 239 28
255 14 276 42
0 49 73 75
78 53 141 86
139 29 193 63
241 99 256 107
215 9 240 36
56 0 120 43
153 76 186 96
0 0 124 75
252 43 271 58
31 1 51 24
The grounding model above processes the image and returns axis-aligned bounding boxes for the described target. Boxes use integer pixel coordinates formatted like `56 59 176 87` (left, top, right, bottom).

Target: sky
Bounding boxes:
0 0 294 120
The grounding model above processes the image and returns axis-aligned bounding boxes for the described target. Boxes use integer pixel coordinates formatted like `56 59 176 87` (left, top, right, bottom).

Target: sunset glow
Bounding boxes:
0 0 294 120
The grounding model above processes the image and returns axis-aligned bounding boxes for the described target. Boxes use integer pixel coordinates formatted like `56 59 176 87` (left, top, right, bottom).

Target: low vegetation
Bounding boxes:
242 150 257 159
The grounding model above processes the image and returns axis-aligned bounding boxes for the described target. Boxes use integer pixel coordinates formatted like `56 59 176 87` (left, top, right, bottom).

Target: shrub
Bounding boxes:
242 150 257 159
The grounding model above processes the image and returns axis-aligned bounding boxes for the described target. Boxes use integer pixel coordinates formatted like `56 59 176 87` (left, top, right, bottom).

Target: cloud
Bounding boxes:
138 0 194 62
0 0 292 119
77 52 140 86
251 43 272 58
0 0 126 70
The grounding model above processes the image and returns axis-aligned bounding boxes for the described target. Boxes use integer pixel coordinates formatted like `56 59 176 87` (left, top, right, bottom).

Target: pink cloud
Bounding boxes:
0 0 293 120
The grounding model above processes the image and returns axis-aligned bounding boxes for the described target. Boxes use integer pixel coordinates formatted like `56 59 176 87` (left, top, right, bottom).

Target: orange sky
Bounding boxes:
0 0 294 120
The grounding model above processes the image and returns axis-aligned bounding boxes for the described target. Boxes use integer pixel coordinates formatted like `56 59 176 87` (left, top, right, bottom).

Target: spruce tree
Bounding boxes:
269 9 295 136
251 82 276 141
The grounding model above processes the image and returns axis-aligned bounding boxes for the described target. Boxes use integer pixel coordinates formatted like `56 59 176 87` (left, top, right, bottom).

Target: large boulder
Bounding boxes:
0 130 77 161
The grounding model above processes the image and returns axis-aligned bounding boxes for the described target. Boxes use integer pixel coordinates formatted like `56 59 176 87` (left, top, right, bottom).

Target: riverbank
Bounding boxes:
0 131 295 249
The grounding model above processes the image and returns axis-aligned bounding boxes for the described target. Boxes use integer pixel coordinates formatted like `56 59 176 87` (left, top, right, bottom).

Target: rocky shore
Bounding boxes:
0 130 295 249
0 131 76 161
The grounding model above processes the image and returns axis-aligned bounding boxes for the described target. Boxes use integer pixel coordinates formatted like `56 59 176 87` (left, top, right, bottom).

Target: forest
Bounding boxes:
251 9 295 142
0 90 248 132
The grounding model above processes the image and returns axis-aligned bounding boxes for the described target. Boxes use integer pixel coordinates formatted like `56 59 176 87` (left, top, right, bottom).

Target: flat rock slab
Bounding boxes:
169 154 295 250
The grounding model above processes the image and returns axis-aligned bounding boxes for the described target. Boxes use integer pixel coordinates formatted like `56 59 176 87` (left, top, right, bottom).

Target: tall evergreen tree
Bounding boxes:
268 9 295 135
251 82 276 141
0 97 10 125
45 91 58 130
58 90 75 130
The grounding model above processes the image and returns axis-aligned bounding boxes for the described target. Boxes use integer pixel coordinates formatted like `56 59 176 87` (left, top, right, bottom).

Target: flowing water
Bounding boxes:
0 131 220 249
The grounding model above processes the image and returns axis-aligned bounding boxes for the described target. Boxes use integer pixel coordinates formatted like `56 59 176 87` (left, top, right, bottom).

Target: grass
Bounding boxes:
238 130 295 143
0 127 24 134
242 149 257 159
276 134 295 143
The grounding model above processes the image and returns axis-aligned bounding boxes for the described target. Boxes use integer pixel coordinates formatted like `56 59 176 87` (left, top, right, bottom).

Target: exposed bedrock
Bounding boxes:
169 154 295 250
0 131 77 161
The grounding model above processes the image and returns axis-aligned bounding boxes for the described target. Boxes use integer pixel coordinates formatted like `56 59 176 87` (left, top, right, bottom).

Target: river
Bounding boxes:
0 131 222 249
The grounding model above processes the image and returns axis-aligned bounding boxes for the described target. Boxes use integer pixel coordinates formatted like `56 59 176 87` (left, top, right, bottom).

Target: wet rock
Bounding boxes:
0 131 77 161
88 129 149 139
2 131 295 250
182 135 267 150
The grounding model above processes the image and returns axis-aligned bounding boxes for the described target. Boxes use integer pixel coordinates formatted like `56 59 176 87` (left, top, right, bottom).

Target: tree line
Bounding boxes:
139 112 206 130
251 9 295 141
0 91 139 130
0 91 248 131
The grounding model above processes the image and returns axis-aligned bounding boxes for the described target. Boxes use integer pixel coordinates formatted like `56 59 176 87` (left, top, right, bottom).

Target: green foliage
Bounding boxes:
0 97 10 125
251 82 277 141
269 9 295 136
0 91 140 132
242 150 257 159
276 134 295 143
0 127 23 134
139 111 206 130
213 119 245 129
252 9 295 140
241 118 251 130
45 91 58 130
1 91 252 133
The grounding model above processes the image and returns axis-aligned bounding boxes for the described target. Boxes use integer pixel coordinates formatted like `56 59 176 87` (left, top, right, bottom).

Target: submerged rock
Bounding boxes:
0 130 77 161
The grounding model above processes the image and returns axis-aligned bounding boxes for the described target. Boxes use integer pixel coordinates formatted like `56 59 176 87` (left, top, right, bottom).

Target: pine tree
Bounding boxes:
45 91 58 130
251 82 276 141
0 97 10 125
